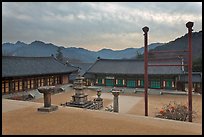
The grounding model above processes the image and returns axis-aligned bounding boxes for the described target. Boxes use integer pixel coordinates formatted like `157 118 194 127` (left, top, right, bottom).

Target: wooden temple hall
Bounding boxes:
2 56 78 94
84 58 202 92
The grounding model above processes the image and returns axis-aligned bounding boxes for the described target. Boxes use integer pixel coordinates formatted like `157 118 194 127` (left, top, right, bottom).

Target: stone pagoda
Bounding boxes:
63 76 93 108
62 75 103 110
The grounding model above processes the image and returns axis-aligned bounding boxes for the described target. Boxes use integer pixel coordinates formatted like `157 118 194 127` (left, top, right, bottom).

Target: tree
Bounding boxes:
136 51 143 59
136 51 155 60
192 56 202 72
56 47 63 62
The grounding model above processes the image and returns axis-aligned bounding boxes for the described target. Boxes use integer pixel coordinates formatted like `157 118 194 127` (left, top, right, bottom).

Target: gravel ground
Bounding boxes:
97 93 143 113
2 86 202 135
2 99 202 135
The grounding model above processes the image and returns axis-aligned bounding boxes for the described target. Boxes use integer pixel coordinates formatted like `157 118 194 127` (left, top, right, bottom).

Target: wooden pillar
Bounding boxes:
22 79 25 91
186 21 193 122
143 26 149 116
44 77 48 86
2 80 5 94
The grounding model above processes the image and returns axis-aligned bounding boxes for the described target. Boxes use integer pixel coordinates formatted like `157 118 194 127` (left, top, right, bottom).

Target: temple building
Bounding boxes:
2 56 78 94
84 58 202 93
177 72 202 93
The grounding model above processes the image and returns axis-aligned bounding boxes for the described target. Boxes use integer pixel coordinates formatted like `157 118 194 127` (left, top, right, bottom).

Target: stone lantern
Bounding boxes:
111 88 121 113
96 88 102 99
93 88 103 109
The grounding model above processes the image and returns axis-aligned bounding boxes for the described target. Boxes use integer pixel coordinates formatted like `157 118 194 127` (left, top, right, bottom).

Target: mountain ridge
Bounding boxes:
2 41 162 62
2 30 202 63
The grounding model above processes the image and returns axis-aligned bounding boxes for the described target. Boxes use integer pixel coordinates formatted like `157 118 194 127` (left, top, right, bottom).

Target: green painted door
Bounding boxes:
166 79 173 89
105 79 114 87
150 80 161 89
117 79 123 86
98 78 102 85
141 80 144 87
127 80 136 88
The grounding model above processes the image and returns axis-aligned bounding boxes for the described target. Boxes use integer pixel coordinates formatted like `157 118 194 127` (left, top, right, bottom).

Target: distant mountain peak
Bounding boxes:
98 48 113 52
3 42 14 45
15 41 27 46
30 40 45 45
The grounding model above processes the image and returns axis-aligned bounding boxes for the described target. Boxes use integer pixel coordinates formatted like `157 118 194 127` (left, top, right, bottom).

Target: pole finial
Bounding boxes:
142 26 149 33
186 21 194 28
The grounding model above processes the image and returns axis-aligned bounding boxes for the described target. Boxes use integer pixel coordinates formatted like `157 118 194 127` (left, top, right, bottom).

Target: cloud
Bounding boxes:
2 2 202 51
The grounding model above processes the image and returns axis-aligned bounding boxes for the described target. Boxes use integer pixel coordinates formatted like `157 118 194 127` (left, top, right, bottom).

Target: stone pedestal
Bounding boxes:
44 92 51 107
37 86 58 112
112 89 120 113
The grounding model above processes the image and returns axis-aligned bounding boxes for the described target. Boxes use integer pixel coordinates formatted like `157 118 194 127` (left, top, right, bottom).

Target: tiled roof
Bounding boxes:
69 62 93 76
85 58 183 75
2 56 78 78
179 72 202 82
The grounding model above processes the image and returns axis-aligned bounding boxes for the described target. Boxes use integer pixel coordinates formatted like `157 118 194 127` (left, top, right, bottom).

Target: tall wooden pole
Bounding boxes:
186 21 193 122
142 26 149 116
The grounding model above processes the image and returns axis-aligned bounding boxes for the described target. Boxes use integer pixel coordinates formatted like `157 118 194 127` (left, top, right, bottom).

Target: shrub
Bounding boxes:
155 101 196 121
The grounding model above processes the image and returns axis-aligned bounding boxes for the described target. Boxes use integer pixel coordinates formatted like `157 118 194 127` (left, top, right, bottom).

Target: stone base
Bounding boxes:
94 98 103 110
38 105 58 112
94 98 103 101
61 99 103 110
64 101 93 108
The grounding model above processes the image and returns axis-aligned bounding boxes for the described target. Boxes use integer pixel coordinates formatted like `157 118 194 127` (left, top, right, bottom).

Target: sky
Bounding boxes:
2 2 202 51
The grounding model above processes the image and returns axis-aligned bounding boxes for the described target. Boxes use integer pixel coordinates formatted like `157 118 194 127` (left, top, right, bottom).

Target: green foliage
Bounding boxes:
56 47 63 62
193 56 202 72
148 52 155 59
136 51 143 59
136 50 155 60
